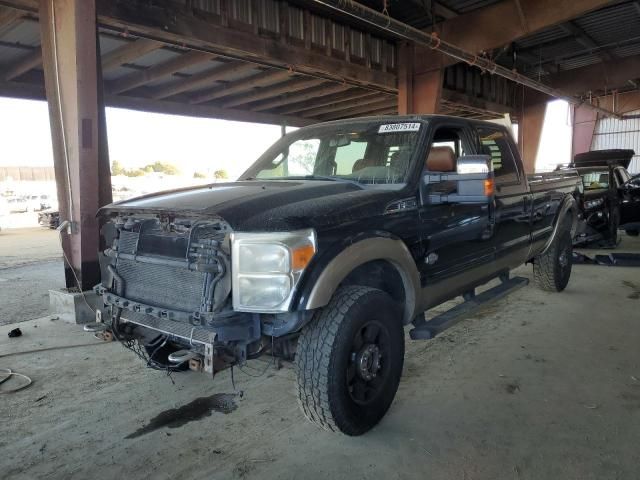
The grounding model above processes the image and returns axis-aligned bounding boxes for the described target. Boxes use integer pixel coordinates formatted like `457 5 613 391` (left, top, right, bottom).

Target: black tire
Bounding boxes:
626 229 639 237
533 229 573 292
295 286 404 436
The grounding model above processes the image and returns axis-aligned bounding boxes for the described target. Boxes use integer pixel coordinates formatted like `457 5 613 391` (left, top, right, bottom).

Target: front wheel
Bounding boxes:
295 286 404 435
533 229 573 292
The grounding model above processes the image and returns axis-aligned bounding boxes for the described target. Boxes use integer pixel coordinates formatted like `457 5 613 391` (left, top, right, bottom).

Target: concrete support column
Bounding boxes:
398 44 443 115
517 91 548 173
39 0 112 290
571 104 598 158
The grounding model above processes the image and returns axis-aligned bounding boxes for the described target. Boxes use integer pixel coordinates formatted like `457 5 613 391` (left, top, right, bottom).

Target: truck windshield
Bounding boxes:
240 120 424 186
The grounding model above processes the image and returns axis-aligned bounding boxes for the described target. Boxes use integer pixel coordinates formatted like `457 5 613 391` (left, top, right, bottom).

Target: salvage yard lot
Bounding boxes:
1 234 639 480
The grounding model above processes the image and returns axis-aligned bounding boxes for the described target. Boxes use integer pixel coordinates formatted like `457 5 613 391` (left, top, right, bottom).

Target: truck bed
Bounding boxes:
527 169 580 194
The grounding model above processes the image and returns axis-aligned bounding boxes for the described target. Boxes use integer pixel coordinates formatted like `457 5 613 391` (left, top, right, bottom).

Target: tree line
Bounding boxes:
111 160 228 180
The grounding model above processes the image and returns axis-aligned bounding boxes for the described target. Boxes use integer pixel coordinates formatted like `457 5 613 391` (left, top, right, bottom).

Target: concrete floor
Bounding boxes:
0 231 639 479
0 228 64 325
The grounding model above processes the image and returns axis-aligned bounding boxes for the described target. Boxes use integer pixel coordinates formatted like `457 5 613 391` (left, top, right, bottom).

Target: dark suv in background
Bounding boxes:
565 149 640 244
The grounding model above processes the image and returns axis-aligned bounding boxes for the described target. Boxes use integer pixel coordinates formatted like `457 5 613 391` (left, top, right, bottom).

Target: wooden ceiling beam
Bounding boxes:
315 98 398 120
152 61 256 99
94 0 396 91
0 6 22 35
323 105 397 121
0 78 314 127
190 69 293 105
3 47 40 80
101 38 164 72
251 83 352 111
108 50 215 94
300 92 388 117
278 89 385 115
221 77 327 108
441 89 512 116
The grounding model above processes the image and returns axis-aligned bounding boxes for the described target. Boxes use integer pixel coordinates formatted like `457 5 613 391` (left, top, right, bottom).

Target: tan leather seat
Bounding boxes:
426 146 456 172
352 158 376 173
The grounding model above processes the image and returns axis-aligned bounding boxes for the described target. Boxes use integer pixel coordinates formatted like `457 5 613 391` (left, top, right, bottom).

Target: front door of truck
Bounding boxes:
475 126 532 266
618 170 640 226
418 122 496 297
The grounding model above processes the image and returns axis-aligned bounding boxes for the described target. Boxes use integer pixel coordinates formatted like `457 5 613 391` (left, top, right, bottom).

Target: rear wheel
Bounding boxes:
295 286 404 436
533 229 573 292
625 229 639 237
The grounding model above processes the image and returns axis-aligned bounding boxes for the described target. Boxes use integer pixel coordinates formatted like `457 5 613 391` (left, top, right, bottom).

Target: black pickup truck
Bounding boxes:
94 115 580 435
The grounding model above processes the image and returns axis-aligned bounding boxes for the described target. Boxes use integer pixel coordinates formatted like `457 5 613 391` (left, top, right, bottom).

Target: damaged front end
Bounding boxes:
95 212 262 375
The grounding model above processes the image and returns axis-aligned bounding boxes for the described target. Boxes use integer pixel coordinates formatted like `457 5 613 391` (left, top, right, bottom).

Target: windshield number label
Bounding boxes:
378 123 420 133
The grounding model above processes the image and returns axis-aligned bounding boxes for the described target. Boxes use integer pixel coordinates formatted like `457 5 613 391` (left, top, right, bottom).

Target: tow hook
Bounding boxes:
168 350 203 371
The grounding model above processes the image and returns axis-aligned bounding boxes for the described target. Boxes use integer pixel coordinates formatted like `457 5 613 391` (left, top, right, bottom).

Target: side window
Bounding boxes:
426 127 470 194
431 140 465 157
476 127 519 184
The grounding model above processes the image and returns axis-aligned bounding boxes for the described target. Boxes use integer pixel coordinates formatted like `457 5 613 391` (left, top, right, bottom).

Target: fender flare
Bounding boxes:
302 236 421 324
540 195 578 255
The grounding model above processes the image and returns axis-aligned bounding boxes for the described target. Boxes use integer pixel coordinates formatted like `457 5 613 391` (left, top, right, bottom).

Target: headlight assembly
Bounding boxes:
231 229 316 312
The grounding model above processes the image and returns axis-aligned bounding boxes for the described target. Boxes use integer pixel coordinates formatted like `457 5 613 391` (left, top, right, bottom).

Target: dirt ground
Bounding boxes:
0 232 639 479
0 227 64 325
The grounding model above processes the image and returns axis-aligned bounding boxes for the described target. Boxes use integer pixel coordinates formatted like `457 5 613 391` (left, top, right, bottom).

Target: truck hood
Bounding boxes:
99 180 401 231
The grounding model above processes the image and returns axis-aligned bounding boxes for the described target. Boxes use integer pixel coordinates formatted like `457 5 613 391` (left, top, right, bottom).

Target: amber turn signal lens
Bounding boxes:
484 178 495 197
291 244 315 270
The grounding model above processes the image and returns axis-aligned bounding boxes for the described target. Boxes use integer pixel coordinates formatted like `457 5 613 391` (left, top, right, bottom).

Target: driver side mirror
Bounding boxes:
422 155 495 205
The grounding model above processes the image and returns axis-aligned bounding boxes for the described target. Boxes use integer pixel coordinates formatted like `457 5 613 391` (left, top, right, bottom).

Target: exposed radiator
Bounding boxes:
116 258 206 312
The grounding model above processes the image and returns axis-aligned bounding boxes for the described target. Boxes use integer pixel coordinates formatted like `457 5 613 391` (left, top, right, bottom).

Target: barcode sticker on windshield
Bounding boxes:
378 123 421 133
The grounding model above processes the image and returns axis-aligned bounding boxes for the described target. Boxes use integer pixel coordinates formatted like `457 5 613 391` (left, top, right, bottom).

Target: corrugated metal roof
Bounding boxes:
574 1 640 47
528 38 585 62
558 53 602 71
592 110 640 174
510 1 640 77
438 0 501 14
614 42 640 58
514 25 570 50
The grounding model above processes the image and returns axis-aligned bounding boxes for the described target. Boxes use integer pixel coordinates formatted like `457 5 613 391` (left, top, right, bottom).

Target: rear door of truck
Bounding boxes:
475 125 532 267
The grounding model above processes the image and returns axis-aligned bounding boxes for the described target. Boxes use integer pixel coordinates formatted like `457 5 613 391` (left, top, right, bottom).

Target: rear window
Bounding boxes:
581 171 609 190
476 127 519 184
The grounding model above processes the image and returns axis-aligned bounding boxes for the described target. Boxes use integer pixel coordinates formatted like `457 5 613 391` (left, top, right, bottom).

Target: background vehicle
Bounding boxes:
38 209 60 229
566 150 640 244
24 194 43 212
39 194 58 211
8 197 28 213
94 115 579 436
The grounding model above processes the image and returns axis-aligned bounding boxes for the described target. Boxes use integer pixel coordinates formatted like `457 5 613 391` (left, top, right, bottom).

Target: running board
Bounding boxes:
409 276 529 340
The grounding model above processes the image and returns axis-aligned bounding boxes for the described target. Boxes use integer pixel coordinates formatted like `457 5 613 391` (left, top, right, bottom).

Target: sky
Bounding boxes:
0 97 283 179
0 97 572 177
536 99 572 171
